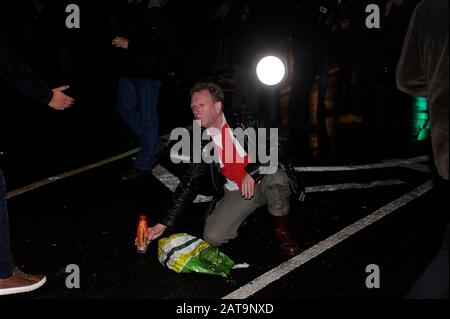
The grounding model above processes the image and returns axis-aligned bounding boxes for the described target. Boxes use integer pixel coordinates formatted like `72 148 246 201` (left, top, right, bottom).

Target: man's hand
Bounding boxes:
241 173 256 200
48 85 75 110
112 36 129 49
147 223 167 242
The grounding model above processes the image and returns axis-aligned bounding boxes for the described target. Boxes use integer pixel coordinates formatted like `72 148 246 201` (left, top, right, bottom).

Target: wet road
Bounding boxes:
2 141 444 300
0 78 446 303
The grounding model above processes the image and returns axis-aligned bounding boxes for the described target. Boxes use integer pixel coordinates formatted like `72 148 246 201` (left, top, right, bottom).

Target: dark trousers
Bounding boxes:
406 179 449 299
117 77 163 170
0 169 13 278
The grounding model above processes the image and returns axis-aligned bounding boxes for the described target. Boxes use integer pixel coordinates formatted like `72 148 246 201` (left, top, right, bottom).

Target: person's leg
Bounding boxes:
116 77 141 138
405 179 449 299
261 170 300 256
0 169 47 296
133 79 162 170
405 223 449 299
117 78 153 181
0 169 13 279
203 187 266 247
261 170 291 217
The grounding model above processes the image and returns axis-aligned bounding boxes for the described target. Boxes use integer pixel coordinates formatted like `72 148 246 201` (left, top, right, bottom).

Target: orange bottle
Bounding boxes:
136 214 148 254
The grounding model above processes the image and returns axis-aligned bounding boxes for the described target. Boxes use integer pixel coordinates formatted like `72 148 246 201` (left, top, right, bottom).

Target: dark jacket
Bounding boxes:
0 24 52 106
396 0 448 180
113 2 170 79
0 23 53 164
160 110 305 228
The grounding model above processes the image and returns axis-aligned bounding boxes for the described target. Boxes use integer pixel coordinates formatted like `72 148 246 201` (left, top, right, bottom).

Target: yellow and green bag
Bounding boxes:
158 233 235 278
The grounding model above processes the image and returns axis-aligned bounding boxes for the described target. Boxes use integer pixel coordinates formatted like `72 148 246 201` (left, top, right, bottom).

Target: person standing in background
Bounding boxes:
112 0 170 182
397 0 448 299
0 24 74 296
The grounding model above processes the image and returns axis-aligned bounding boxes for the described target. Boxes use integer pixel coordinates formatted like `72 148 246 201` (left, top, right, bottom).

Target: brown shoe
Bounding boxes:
274 215 300 257
0 267 46 296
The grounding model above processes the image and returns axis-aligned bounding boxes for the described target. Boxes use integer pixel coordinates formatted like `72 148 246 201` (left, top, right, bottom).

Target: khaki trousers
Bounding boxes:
203 170 291 246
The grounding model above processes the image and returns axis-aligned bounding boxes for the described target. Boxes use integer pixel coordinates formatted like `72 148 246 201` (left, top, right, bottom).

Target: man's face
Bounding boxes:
191 90 222 128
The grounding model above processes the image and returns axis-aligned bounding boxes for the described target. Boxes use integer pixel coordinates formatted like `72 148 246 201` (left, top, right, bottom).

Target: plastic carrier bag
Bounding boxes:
158 233 235 278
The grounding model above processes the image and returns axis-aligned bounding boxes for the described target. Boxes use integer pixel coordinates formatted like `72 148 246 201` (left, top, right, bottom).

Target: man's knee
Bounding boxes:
262 171 291 216
263 170 290 188
203 227 231 247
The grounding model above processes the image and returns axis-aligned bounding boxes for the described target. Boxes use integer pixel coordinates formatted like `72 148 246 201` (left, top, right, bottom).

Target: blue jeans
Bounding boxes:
117 78 163 170
0 169 13 278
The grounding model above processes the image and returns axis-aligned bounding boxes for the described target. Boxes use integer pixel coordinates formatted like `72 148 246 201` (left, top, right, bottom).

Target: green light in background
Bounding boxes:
411 97 430 141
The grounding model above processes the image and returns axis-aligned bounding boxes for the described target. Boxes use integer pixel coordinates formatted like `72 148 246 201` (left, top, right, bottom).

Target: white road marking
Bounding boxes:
305 179 405 193
396 163 432 173
3 138 434 298
222 179 434 299
5 129 192 199
6 148 139 200
151 164 213 203
294 155 431 172
151 164 179 192
152 166 406 202
5 143 429 201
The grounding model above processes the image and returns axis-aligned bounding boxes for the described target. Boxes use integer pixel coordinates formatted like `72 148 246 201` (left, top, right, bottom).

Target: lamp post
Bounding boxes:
255 55 286 128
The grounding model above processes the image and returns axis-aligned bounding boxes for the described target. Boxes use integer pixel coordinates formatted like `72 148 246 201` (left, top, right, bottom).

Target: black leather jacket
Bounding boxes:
160 110 305 228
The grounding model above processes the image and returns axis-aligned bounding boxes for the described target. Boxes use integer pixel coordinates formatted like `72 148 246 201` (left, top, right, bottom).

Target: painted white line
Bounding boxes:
294 155 431 172
295 163 396 172
193 195 214 203
396 163 432 173
6 148 139 200
5 126 193 200
5 141 428 201
306 179 405 193
384 155 430 164
171 155 431 173
152 166 407 202
152 164 180 192
151 164 213 203
222 179 434 299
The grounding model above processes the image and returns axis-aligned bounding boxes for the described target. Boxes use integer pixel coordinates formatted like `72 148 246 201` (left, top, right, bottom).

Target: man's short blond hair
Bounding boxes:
191 82 224 110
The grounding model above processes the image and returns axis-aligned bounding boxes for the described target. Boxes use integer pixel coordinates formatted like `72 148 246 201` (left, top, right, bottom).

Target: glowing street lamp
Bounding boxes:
256 55 286 86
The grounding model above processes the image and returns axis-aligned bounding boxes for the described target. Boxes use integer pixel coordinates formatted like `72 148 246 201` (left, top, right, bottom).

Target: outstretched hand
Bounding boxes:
112 36 129 49
147 223 167 242
49 85 75 110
